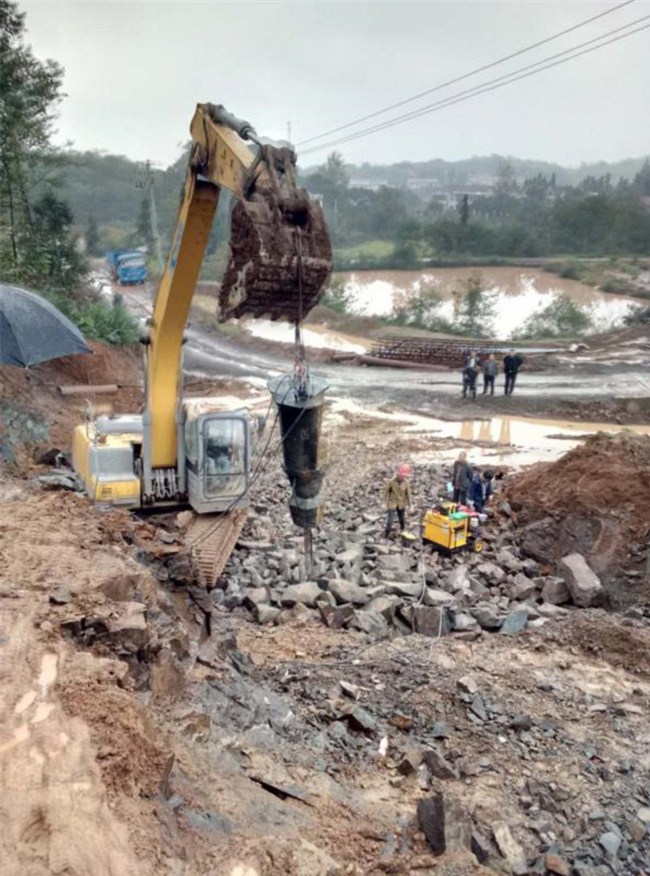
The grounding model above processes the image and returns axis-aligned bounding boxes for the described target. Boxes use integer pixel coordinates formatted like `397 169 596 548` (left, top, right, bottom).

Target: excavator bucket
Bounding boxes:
219 145 332 323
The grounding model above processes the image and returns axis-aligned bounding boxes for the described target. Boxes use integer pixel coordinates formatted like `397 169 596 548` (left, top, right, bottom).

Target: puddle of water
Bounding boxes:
31 703 55 725
14 690 37 715
326 398 650 466
338 267 639 338
38 654 58 697
242 318 367 354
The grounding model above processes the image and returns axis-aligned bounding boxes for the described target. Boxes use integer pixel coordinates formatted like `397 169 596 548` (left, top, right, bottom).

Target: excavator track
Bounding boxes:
185 508 248 588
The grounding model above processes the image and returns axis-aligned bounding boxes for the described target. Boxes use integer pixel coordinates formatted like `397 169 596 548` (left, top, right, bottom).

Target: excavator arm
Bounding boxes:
143 103 331 497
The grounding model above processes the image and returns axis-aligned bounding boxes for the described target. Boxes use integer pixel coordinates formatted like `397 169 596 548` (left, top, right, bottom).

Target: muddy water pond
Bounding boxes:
421 414 650 467
336 266 638 338
327 398 650 466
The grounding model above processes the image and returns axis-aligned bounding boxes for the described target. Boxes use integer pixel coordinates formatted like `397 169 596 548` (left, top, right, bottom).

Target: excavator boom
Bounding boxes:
145 103 331 484
72 103 332 587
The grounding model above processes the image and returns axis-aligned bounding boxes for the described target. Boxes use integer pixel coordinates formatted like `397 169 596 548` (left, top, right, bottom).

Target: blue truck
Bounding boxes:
106 250 148 285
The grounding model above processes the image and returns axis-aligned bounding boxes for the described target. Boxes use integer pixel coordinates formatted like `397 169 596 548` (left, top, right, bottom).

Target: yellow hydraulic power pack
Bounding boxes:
422 502 484 554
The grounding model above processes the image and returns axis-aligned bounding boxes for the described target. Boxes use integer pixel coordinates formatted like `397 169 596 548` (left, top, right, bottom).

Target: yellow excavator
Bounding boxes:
72 103 332 583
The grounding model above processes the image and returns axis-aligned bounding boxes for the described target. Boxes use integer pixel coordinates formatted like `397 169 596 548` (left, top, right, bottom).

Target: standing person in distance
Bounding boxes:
503 350 524 396
384 463 412 538
451 451 473 505
482 353 498 396
462 357 479 400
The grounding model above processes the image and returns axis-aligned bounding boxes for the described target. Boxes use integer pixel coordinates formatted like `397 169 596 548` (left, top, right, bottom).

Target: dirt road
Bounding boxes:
121 287 650 424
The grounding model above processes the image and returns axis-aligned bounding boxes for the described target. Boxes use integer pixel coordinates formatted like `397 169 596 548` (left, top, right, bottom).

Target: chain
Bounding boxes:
293 227 309 399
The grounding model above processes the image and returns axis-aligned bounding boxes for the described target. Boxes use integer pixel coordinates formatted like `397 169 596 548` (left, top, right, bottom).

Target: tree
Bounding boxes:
393 281 450 330
0 1 65 277
86 215 100 255
458 194 469 226
516 294 592 338
303 152 350 240
21 191 84 288
494 159 517 196
135 195 154 251
455 272 497 338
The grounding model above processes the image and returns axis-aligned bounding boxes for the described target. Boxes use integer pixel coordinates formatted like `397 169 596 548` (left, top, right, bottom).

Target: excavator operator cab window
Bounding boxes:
202 416 248 500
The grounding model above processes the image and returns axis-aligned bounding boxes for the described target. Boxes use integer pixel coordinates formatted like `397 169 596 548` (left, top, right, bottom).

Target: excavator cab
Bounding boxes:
183 404 253 514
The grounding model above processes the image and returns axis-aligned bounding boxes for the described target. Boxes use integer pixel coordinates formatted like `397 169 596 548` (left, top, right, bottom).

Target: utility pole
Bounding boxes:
145 161 163 274
287 120 292 144
136 160 164 274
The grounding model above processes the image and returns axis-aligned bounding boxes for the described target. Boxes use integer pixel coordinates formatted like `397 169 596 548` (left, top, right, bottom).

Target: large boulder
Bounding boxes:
329 578 369 606
475 562 506 585
559 553 604 608
445 565 471 592
384 580 423 598
541 577 570 605
350 610 389 638
280 581 326 607
510 573 537 601
413 606 451 638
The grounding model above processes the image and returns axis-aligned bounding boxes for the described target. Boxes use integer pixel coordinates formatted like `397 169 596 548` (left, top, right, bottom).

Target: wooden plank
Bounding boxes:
58 384 119 396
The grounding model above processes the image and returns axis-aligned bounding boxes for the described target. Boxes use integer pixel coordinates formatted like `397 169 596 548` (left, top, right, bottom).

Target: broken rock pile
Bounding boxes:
214 459 618 639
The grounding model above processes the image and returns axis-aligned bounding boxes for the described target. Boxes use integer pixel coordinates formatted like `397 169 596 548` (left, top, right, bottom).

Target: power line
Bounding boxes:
300 18 650 156
303 14 650 154
297 0 637 147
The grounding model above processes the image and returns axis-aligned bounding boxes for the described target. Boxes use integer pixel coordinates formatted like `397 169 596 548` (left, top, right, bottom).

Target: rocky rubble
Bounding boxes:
208 459 628 643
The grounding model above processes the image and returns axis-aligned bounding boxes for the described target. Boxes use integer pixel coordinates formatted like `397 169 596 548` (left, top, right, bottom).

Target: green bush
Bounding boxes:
45 290 139 346
321 277 352 314
599 276 642 296
515 293 592 339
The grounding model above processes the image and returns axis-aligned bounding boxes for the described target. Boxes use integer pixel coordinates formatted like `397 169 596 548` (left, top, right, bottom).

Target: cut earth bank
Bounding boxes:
0 347 649 876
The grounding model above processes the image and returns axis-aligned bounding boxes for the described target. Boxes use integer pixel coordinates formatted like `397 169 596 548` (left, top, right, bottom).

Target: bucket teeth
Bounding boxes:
219 160 332 323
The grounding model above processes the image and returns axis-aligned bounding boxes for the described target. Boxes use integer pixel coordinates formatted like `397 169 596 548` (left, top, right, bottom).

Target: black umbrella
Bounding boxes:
0 284 92 367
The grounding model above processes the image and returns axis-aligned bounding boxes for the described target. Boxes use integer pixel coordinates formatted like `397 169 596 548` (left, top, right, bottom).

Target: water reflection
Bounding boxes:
461 416 551 446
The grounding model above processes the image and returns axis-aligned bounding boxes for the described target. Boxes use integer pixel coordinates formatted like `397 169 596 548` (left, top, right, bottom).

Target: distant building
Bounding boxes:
349 178 392 191
467 174 497 187
404 178 442 191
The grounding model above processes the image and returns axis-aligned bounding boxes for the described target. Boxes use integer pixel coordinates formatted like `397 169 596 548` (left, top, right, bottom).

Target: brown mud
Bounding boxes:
1 342 649 875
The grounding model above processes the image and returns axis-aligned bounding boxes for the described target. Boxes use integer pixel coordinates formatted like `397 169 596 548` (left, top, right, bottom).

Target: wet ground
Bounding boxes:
122 287 650 412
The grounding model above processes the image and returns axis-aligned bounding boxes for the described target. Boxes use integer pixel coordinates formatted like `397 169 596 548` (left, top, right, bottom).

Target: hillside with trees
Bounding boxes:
0 0 137 343
47 148 650 275
302 153 650 267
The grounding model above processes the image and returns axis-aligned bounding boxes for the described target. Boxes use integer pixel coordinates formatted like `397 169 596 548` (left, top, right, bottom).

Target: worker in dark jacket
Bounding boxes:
482 354 498 395
384 463 412 537
462 361 479 400
503 350 524 396
451 451 473 505
468 469 494 512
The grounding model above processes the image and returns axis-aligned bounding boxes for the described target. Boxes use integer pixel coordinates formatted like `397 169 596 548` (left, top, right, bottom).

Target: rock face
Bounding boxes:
559 554 604 607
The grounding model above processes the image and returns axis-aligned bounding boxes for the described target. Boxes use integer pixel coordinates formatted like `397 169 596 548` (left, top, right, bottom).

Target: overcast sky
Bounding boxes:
19 0 650 170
